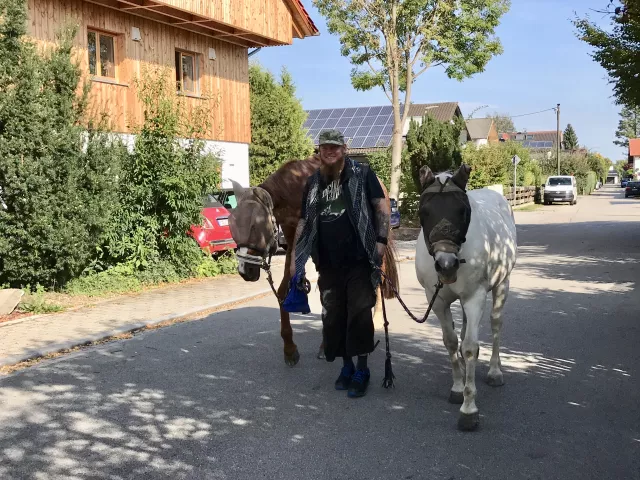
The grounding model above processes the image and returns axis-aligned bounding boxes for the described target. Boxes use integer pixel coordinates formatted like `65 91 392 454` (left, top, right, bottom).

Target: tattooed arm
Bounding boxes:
289 218 306 279
371 197 390 262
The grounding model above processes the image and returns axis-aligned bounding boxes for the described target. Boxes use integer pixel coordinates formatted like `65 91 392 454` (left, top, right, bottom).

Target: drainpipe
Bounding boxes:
248 47 262 58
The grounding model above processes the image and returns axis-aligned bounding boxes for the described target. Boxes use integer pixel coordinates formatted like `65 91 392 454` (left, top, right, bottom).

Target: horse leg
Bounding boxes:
432 299 465 405
459 306 468 374
457 291 487 431
487 279 509 387
277 251 299 367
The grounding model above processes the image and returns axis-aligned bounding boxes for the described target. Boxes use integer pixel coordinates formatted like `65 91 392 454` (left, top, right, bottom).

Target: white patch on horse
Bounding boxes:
415 184 517 431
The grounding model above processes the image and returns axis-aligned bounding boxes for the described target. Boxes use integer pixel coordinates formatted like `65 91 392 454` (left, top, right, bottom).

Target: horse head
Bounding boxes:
418 163 472 284
228 179 278 282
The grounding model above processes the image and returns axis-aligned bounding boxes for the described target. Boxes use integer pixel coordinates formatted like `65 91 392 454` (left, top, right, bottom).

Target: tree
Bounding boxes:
614 159 632 177
563 124 579 150
488 112 516 134
574 1 640 107
0 1 120 288
248 64 313 186
313 0 511 201
613 105 640 149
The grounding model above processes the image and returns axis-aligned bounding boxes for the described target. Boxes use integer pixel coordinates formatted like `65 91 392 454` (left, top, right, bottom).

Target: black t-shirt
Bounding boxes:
300 161 385 269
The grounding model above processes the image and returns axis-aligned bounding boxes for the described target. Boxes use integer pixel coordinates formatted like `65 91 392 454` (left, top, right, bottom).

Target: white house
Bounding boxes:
629 139 640 179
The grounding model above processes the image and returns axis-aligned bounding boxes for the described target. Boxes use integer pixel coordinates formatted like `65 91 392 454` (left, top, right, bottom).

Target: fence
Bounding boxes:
504 186 537 206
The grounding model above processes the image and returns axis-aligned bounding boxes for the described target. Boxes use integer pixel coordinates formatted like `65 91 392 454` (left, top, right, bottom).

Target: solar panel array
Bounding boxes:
303 105 403 149
521 140 553 149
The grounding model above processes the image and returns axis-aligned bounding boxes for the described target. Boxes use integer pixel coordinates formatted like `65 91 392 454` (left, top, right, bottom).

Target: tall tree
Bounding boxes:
563 124 579 150
574 1 640 107
312 0 511 201
488 112 516 134
248 64 313 186
613 105 640 148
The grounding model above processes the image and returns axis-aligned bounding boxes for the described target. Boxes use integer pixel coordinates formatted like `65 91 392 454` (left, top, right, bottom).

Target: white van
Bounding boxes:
544 175 578 205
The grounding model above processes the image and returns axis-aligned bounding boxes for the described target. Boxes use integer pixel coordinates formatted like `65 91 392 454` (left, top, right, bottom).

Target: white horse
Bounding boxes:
414 164 517 431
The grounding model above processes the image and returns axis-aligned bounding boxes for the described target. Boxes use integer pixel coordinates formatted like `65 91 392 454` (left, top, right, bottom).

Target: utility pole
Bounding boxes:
556 103 561 175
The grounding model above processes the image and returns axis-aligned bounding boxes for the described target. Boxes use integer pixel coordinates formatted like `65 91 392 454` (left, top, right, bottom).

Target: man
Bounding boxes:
289 129 390 398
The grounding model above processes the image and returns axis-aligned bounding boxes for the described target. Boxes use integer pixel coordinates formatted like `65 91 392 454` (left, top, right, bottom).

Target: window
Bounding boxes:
88 30 116 78
175 50 198 94
547 177 572 186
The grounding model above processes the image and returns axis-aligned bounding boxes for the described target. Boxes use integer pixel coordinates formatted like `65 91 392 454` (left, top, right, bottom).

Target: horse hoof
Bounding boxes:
448 391 464 404
457 412 480 432
284 349 300 367
316 348 325 360
487 373 504 387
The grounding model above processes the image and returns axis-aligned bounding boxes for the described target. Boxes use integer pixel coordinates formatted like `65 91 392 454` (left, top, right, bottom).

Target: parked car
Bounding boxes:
190 195 236 254
390 198 401 228
625 181 640 198
621 178 631 188
543 175 577 205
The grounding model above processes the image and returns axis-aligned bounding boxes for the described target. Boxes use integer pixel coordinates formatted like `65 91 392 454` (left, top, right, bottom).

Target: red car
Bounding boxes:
190 194 236 254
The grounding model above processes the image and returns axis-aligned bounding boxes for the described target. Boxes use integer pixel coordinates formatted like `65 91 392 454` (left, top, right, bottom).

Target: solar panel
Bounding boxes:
361 116 375 127
303 118 314 128
349 117 364 128
307 110 320 120
350 137 366 148
374 115 388 126
380 125 392 136
329 108 346 119
522 141 531 147
545 141 553 148
357 126 372 137
335 118 351 129
317 110 331 120
367 125 384 137
343 126 358 137
379 106 392 115
368 106 383 116
343 107 358 117
377 135 392 146
361 135 381 148
355 107 370 116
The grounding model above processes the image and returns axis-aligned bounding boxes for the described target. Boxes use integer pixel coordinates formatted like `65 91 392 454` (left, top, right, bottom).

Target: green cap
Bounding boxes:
318 129 345 146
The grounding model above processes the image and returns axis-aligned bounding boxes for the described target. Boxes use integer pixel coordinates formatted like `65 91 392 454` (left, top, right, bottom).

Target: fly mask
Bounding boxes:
228 181 278 282
418 164 472 284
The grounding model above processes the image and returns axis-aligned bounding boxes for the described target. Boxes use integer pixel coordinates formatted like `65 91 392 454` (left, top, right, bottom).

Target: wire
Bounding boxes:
510 107 557 118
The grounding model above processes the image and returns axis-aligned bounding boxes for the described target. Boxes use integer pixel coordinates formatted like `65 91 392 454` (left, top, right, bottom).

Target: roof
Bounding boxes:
285 0 320 38
629 138 640 157
501 130 562 149
303 102 462 150
406 102 461 122
466 118 494 140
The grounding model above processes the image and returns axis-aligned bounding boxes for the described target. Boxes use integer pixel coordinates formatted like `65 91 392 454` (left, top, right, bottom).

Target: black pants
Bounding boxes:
318 261 376 362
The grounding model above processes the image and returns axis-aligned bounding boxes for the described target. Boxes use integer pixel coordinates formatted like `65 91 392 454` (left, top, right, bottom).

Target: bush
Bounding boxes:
0 9 121 288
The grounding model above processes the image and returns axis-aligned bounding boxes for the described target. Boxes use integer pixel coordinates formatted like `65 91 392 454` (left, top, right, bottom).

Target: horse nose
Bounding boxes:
435 255 459 272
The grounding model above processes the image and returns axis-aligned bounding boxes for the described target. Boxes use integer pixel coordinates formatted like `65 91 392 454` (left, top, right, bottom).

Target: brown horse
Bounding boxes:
228 154 399 366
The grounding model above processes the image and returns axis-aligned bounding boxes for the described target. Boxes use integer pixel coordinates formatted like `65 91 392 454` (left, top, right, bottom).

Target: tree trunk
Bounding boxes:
389 129 403 201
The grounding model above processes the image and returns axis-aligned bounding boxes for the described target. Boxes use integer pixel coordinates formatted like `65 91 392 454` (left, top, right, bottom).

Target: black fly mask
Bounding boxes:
418 164 472 257
228 181 278 282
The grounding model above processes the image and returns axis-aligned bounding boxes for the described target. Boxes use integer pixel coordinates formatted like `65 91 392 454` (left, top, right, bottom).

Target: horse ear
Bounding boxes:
419 166 435 188
451 164 472 190
231 179 249 202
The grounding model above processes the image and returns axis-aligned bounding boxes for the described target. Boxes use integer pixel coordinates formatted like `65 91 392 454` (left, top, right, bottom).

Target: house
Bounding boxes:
606 167 620 185
465 118 499 147
500 130 562 151
628 139 640 179
303 102 470 162
26 0 319 189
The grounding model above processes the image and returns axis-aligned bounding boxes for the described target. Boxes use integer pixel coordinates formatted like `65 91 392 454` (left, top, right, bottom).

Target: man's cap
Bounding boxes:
318 129 345 146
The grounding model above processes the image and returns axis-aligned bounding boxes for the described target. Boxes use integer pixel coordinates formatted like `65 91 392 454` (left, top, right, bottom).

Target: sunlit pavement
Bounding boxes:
1 186 639 479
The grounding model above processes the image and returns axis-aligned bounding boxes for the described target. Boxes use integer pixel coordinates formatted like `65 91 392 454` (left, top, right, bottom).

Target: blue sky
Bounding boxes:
252 0 626 161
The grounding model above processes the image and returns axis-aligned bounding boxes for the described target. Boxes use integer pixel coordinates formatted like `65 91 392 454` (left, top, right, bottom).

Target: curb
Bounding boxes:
0 257 417 371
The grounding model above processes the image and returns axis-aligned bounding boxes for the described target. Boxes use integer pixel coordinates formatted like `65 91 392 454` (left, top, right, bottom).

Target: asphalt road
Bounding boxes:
1 186 639 480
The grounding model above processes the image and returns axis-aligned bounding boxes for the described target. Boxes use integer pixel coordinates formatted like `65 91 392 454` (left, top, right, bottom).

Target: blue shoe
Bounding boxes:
348 368 371 398
335 364 354 390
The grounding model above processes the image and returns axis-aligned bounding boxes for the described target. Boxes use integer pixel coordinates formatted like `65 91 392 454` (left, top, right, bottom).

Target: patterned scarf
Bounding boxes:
294 157 380 289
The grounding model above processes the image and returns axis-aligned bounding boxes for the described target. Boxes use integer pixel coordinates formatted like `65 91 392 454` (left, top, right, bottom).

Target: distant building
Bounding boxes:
465 118 499 148
628 139 640 179
606 168 620 185
500 130 562 151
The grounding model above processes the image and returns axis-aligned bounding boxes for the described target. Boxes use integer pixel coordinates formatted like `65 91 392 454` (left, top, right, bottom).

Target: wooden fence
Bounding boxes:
504 186 538 206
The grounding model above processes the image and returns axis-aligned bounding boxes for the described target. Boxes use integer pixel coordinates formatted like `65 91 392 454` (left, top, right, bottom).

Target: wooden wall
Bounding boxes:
158 0 293 44
27 0 251 144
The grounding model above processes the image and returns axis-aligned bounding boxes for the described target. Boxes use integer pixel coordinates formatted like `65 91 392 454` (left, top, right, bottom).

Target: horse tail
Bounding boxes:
381 232 399 299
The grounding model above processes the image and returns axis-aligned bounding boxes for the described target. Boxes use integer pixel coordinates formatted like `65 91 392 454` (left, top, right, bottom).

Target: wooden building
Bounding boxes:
26 0 319 188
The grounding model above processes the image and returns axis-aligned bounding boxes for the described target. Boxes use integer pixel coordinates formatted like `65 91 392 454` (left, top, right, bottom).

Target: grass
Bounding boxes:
514 203 543 212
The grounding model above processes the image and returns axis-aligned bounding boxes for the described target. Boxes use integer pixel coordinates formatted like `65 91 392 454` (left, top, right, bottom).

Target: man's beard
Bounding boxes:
320 155 344 182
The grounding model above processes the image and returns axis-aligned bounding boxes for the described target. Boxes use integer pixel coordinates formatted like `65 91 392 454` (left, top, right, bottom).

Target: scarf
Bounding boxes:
294 157 380 289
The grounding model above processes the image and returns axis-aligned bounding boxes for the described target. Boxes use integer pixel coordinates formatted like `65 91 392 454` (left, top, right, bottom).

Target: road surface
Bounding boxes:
1 186 639 479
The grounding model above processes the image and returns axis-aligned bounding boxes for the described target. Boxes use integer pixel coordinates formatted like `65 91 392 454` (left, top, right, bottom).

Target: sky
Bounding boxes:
252 0 627 161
